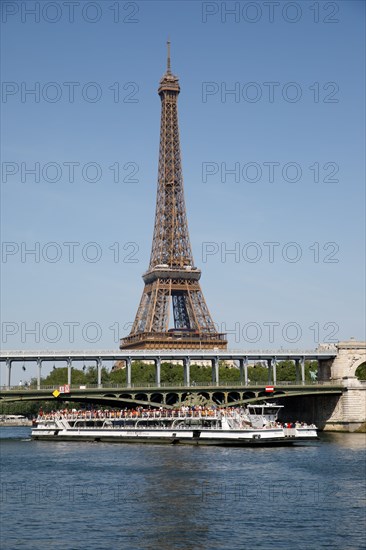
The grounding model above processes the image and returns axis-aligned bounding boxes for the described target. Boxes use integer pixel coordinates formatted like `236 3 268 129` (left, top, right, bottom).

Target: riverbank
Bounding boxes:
354 422 366 433
0 417 32 427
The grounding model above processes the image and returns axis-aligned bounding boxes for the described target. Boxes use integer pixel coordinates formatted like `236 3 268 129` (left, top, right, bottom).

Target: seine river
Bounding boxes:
1 428 365 549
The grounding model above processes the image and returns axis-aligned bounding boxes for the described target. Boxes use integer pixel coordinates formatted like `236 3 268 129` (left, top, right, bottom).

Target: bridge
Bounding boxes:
0 341 365 431
0 381 344 409
0 348 338 389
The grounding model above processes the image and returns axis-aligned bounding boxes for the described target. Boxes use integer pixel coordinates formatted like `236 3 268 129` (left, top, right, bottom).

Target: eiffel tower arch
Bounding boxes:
120 43 227 351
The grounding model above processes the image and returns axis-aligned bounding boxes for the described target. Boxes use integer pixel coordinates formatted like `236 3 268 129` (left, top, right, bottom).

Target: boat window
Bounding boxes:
113 420 126 427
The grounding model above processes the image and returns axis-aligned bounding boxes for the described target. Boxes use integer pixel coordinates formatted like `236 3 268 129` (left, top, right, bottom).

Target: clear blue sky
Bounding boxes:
1 1 365 382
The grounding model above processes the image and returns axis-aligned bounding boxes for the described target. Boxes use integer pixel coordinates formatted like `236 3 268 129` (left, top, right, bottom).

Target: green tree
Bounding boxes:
355 362 366 380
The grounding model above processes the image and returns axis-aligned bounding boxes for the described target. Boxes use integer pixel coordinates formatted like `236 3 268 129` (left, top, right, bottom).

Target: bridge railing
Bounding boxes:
0 379 344 392
0 348 338 358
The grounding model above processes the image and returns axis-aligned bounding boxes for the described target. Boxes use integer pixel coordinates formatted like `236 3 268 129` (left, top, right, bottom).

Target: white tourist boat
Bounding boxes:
31 404 318 445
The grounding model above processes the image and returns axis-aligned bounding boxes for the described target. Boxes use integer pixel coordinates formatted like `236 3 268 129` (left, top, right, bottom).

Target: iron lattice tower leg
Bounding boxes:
120 43 227 351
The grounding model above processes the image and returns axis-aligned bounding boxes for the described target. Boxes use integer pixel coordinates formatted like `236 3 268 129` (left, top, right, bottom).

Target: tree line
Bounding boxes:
24 360 319 386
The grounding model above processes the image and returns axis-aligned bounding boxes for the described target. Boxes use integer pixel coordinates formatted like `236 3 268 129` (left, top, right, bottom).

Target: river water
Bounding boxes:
0 428 365 550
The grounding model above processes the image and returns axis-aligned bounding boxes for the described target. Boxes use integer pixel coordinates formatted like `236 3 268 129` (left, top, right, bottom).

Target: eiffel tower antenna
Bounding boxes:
120 46 227 350
167 39 171 74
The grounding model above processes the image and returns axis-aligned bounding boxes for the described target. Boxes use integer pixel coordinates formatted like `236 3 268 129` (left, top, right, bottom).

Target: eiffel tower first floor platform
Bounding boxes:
120 330 228 351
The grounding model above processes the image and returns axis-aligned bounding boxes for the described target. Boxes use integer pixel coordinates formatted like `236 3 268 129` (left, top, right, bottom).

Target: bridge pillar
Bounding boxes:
37 359 42 390
295 358 305 385
301 357 305 385
212 358 219 386
239 359 243 383
183 358 190 387
97 358 102 388
126 358 132 388
67 358 72 386
239 358 248 385
295 359 300 383
244 358 249 385
6 359 11 389
318 358 333 381
272 358 277 385
267 359 272 384
155 358 161 388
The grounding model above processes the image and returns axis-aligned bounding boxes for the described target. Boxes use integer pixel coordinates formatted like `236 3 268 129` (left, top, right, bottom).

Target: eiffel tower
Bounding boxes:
120 43 227 351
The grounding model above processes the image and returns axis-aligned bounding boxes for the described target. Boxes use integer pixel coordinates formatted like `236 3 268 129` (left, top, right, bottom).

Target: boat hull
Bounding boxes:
32 427 317 446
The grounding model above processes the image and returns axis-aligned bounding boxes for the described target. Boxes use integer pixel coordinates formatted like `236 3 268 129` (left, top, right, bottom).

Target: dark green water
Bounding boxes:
0 428 365 549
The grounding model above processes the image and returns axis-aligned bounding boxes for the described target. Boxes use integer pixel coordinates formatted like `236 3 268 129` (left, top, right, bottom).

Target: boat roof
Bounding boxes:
248 403 284 409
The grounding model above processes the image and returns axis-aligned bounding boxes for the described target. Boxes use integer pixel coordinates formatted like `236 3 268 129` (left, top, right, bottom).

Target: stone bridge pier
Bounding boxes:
318 340 366 431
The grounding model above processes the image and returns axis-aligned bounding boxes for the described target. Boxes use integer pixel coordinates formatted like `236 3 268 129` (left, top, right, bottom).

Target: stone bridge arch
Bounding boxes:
331 340 366 379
